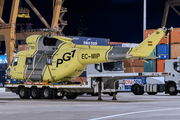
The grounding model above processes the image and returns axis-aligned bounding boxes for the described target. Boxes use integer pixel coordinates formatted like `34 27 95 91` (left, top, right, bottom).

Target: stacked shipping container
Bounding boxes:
170 28 180 59
123 59 144 73
144 29 170 72
18 44 29 52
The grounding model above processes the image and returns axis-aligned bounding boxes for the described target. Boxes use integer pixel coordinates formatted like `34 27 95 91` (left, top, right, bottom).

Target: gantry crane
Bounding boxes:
0 0 67 65
162 0 180 27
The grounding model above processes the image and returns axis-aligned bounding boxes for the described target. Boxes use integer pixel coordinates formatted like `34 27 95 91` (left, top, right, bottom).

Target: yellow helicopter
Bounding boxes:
6 28 168 84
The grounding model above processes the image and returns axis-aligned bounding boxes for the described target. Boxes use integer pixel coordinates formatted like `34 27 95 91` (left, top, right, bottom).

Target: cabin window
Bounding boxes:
47 56 53 65
26 57 33 65
13 57 19 66
174 62 180 73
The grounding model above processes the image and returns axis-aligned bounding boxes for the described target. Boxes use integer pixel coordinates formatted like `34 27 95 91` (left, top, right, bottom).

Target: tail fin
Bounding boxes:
126 28 167 59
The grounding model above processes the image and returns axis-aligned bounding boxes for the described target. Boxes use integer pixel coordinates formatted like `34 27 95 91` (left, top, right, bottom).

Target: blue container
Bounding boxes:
72 36 110 46
144 60 157 72
0 70 6 87
80 71 86 77
0 41 5 55
157 44 169 59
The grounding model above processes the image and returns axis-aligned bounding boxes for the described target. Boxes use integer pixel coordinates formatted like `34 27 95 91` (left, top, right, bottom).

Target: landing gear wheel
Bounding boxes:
31 87 42 99
147 92 157 95
43 87 53 99
132 84 144 95
66 94 78 99
167 83 178 95
19 87 30 99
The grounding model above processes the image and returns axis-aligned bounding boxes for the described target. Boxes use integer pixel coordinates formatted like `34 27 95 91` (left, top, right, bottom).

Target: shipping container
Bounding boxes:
15 40 26 48
170 43 180 59
0 70 6 87
72 36 110 46
0 41 5 55
124 67 144 73
150 48 156 57
144 29 169 44
18 44 29 52
144 60 157 72
123 59 144 67
170 28 180 44
144 29 156 40
79 71 86 77
157 59 166 72
72 77 87 84
158 34 169 44
157 44 169 59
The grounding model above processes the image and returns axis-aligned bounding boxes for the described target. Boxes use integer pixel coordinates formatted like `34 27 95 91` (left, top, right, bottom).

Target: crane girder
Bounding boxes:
0 0 67 65
25 0 50 28
51 0 62 30
0 0 5 17
162 0 180 27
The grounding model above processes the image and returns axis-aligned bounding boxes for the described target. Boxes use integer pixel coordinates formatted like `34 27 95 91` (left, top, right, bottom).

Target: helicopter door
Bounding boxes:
25 54 45 81
11 57 23 79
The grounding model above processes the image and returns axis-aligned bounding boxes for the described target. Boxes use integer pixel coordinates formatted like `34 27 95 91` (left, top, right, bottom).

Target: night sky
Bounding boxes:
2 0 180 43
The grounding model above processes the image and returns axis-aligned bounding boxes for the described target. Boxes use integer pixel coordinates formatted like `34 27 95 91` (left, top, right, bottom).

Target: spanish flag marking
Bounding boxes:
148 41 153 46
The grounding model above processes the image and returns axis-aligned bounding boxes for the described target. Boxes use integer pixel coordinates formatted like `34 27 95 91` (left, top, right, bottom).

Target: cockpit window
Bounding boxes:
13 57 19 66
103 61 123 71
174 62 180 73
26 58 33 65
10 58 14 66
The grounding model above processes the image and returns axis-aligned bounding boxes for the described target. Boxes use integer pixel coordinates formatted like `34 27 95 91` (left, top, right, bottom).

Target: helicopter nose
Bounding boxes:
108 47 130 61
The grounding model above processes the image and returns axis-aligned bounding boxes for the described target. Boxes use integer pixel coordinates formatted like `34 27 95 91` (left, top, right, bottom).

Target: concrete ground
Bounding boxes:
0 89 180 120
